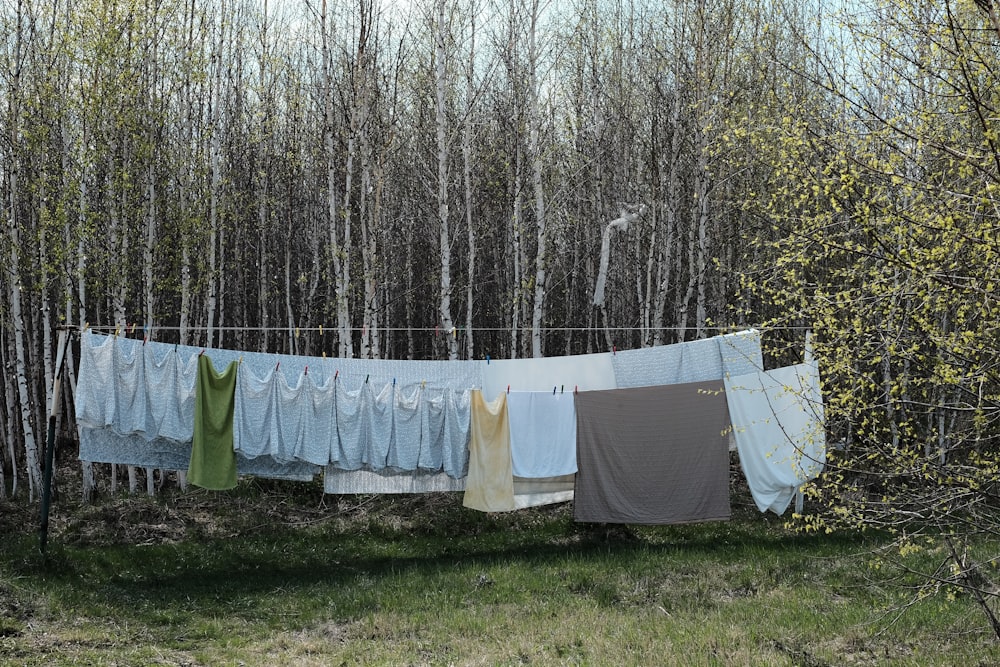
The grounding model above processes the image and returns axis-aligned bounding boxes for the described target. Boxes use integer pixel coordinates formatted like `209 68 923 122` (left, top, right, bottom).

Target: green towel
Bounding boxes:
188 355 238 490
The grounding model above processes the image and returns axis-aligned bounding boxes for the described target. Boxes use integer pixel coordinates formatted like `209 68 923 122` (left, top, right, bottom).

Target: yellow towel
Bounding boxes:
463 390 516 512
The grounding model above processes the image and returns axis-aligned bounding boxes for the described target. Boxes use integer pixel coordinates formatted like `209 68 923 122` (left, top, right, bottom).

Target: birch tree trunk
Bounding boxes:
7 174 42 500
4 5 42 498
206 4 226 350
462 9 477 360
435 0 458 361
527 0 546 359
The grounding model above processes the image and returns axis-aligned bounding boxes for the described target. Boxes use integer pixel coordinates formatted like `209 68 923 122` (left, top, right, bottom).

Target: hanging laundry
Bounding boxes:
232 363 282 461
111 336 147 436
323 467 465 494
79 427 317 481
188 355 239 490
142 342 197 443
480 352 616 399
573 381 731 525
507 391 577 478
387 384 423 470
233 365 337 467
463 390 516 512
719 329 765 377
333 380 395 470
75 331 116 430
724 362 826 515
79 427 190 470
611 329 762 388
512 475 575 508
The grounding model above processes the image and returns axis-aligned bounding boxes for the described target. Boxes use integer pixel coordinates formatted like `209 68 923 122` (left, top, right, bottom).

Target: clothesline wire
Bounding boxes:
64 324 816 333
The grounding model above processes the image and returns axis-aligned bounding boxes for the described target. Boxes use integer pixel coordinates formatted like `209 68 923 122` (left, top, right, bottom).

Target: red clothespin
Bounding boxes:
334 369 340 380
199 348 204 356
507 384 510 394
276 361 280 371
435 325 439 337
613 345 616 355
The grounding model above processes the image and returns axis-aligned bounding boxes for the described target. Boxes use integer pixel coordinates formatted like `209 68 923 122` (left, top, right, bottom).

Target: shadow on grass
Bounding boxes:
4 501 876 631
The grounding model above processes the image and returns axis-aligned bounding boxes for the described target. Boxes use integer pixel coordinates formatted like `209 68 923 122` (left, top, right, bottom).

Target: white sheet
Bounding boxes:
724 362 826 515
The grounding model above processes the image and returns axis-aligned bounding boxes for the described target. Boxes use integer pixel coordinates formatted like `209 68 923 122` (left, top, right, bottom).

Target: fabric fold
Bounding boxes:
463 390 515 512
724 362 826 515
188 355 238 490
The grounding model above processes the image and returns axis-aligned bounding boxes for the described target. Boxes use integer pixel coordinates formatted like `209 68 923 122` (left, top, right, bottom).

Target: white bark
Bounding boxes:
435 0 458 361
323 0 351 359
462 11 477 360
592 206 645 307
206 8 225 350
7 180 42 500
527 0 545 359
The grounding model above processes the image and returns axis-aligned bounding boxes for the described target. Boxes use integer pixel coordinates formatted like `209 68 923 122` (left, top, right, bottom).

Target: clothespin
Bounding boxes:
613 345 616 355
276 361 280 371
365 374 369 384
319 324 323 335
507 384 510 394
295 327 300 339
239 355 243 365
486 354 490 365
129 322 136 334
83 321 89 332
362 324 368 338
421 379 426 389
199 348 205 356
334 369 339 381
574 385 578 395
435 325 439 337
304 365 308 376
561 385 564 394
553 386 557 395
392 378 396 388
114 326 120 338
452 327 457 339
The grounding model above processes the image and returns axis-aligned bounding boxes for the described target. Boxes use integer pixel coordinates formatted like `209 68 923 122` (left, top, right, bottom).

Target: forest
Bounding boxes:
3 0 1000 623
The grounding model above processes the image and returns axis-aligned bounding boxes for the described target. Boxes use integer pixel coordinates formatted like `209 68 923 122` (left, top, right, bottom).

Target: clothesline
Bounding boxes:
72 329 826 519
63 324 817 333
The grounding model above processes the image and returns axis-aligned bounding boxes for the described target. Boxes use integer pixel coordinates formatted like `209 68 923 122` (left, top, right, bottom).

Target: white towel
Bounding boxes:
507 391 577 478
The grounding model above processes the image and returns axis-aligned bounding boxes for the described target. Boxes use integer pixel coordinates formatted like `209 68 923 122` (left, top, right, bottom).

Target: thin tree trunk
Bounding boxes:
435 0 458 361
527 0 546 359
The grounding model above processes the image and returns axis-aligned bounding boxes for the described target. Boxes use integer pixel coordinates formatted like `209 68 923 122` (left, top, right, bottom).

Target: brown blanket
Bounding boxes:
573 381 730 524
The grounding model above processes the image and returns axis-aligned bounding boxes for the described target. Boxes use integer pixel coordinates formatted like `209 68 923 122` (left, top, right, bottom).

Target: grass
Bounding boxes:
1 475 999 666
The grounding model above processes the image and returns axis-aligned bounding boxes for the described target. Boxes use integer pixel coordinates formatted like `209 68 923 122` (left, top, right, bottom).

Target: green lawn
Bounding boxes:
1 479 997 666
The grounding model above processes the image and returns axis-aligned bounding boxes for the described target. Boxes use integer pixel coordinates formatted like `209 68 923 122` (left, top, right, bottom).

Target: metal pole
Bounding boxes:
39 329 68 555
